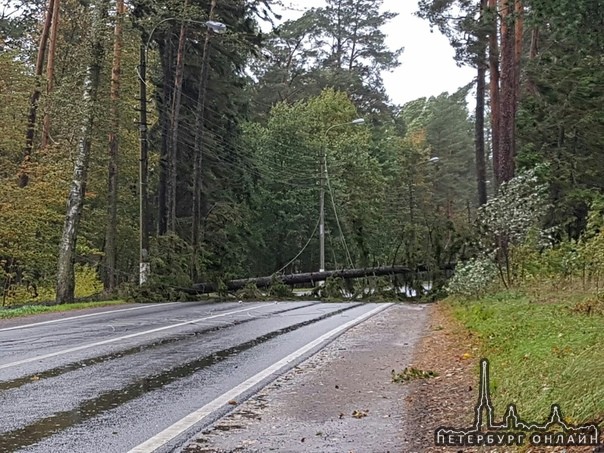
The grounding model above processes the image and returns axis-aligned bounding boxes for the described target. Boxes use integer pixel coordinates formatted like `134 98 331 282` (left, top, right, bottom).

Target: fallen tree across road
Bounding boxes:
187 265 444 294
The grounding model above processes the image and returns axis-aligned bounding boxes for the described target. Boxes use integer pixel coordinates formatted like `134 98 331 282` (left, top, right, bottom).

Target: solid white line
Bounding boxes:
0 303 182 333
128 303 392 453
0 304 274 370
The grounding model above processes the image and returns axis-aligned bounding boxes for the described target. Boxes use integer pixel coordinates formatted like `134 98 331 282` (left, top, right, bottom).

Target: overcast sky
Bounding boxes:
275 0 476 106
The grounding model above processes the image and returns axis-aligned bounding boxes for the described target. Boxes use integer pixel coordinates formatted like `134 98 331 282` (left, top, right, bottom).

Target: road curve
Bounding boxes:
0 301 391 453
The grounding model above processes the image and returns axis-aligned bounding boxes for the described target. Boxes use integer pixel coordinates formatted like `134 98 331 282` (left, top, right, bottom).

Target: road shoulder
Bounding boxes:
182 303 429 453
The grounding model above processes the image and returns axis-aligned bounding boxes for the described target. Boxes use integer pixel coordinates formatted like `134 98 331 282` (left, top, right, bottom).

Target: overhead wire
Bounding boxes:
272 215 320 275
325 162 354 268
131 43 380 270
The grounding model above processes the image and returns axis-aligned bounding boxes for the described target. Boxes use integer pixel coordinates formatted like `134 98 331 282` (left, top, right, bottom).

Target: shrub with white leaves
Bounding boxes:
445 256 498 298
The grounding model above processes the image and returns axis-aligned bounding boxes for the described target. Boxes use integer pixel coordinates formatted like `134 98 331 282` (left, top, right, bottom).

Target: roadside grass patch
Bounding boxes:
0 300 126 320
450 291 603 426
391 367 438 383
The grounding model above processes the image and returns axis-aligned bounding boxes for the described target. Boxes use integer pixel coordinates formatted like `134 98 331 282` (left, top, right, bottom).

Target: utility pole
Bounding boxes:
139 41 150 285
319 143 326 272
319 118 364 272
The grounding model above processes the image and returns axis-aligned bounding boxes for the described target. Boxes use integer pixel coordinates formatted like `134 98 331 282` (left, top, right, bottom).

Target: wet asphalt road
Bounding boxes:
0 301 390 453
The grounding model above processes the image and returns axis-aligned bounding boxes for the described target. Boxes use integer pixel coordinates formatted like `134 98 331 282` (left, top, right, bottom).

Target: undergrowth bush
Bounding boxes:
445 257 497 298
1 264 103 306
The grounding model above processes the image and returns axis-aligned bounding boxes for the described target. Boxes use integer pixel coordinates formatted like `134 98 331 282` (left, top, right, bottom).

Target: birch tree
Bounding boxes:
56 0 108 304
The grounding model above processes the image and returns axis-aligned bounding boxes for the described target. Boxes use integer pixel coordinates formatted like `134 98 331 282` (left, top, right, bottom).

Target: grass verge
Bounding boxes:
449 290 603 427
0 300 126 320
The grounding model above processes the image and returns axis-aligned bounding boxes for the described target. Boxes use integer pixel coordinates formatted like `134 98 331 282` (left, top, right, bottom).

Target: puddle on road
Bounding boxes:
0 304 360 451
0 303 318 392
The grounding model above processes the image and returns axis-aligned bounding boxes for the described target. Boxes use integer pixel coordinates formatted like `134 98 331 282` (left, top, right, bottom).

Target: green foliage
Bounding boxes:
249 0 401 116
147 234 194 288
123 234 199 303
506 199 604 294
236 282 264 301
268 277 293 299
476 168 550 250
216 279 230 301
74 264 104 299
2 264 104 306
367 276 397 300
518 0 604 238
474 167 550 287
319 276 347 300
245 89 389 274
445 257 497 299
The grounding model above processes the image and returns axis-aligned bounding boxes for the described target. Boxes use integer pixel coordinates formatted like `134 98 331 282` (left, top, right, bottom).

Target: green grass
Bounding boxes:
450 291 603 426
0 300 126 320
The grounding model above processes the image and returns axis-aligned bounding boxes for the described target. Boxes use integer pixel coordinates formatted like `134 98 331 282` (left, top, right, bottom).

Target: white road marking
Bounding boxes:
0 303 182 333
128 303 392 453
0 304 274 370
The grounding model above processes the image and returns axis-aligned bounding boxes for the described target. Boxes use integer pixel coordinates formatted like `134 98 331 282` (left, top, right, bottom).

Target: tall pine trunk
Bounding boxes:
104 0 125 292
487 0 501 189
499 0 520 183
476 64 488 205
56 0 107 304
514 0 524 102
41 0 60 149
158 41 173 236
168 0 189 233
191 0 216 280
21 0 55 187
475 0 488 206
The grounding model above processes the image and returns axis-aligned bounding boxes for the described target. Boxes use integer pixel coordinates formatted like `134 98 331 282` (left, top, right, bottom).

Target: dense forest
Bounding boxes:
0 0 602 304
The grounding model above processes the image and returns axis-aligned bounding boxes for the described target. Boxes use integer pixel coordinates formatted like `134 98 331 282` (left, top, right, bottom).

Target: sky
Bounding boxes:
274 0 476 106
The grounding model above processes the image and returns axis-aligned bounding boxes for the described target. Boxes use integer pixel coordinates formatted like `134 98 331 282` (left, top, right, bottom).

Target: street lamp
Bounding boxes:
319 118 365 272
138 18 227 285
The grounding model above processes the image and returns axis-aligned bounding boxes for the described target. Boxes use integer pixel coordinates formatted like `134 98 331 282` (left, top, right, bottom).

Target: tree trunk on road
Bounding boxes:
189 265 449 294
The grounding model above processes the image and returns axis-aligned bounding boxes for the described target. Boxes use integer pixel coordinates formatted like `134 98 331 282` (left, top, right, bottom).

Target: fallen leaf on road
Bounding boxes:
352 409 369 419
391 367 438 383
228 400 237 405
